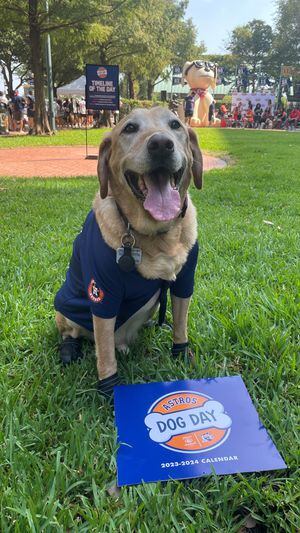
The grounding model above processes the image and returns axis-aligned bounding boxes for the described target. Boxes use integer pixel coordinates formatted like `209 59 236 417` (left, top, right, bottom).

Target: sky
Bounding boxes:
186 0 277 54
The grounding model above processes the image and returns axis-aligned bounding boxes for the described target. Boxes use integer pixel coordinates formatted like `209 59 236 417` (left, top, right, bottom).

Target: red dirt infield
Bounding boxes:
0 145 226 178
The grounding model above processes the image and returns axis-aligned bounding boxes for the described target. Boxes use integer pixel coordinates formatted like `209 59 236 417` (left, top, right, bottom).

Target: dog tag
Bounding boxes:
117 243 135 273
116 247 142 265
131 248 142 264
117 226 142 272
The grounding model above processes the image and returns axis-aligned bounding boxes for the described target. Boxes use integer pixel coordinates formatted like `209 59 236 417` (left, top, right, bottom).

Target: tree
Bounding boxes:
0 0 131 133
270 0 300 74
86 5 149 99
51 28 90 91
171 19 206 65
140 4 202 99
227 19 273 89
0 23 29 97
0 0 203 131
120 1 202 99
83 0 200 100
202 54 238 80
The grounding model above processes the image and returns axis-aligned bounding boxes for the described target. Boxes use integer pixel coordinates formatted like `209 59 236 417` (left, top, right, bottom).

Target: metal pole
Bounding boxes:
85 113 88 158
45 0 56 131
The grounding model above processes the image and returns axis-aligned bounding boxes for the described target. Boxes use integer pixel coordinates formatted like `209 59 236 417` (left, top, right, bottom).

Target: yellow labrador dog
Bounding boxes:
55 106 202 397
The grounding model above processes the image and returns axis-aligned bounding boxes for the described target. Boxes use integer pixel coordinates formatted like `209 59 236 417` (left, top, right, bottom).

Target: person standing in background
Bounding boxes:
254 103 263 129
209 98 215 126
220 102 227 117
26 93 35 134
265 99 273 115
79 97 86 128
12 90 25 132
245 106 254 128
0 91 9 134
184 91 195 125
287 107 299 130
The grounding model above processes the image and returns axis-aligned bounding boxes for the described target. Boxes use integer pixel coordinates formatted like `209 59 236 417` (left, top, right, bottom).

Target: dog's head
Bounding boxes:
182 60 217 90
97 107 202 233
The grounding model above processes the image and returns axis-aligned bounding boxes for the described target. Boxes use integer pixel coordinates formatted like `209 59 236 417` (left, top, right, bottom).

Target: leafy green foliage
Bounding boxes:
270 0 300 74
51 29 89 89
227 19 273 70
203 54 238 78
0 128 299 531
119 99 167 118
111 0 203 98
0 21 29 96
227 2 299 80
0 0 203 102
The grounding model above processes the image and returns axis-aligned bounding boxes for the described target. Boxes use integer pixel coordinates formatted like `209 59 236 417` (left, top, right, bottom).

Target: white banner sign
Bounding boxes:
231 93 275 112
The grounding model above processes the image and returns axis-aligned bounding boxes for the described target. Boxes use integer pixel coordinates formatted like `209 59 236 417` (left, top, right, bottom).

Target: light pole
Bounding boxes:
45 0 55 131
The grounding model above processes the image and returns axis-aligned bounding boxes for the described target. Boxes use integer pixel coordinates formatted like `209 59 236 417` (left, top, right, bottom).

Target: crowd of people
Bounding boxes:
0 90 36 134
0 91 121 134
181 91 300 130
54 98 120 129
1 88 299 135
216 100 300 130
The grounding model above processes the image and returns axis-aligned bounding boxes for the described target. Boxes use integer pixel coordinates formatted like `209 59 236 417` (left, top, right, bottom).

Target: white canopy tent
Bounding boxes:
56 76 86 97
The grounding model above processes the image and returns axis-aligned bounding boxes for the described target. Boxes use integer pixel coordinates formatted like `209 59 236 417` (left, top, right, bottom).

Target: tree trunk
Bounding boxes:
252 63 256 91
28 0 51 134
128 72 135 99
99 48 107 64
147 80 153 100
1 65 14 97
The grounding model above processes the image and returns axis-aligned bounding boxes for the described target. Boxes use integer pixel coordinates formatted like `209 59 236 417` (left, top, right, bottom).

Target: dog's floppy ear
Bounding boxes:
213 64 218 89
188 127 203 189
210 66 217 90
97 135 112 199
181 61 191 85
210 77 217 90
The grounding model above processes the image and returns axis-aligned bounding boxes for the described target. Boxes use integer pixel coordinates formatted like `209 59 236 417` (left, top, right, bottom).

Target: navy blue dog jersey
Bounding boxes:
54 211 198 332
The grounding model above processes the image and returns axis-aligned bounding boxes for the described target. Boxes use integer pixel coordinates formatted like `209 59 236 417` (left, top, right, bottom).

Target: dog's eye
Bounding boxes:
123 122 138 134
169 119 181 130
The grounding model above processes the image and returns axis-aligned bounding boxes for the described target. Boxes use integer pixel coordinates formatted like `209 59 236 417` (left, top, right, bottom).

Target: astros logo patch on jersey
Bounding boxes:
144 391 232 453
87 278 104 303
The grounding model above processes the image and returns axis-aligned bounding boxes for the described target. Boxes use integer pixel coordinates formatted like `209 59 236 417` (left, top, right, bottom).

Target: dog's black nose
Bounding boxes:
147 134 174 158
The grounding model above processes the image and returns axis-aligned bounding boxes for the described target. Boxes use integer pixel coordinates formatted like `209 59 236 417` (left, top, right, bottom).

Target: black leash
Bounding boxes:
158 280 170 326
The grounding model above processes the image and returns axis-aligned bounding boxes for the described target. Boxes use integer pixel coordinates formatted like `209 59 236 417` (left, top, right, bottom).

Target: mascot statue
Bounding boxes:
181 60 217 127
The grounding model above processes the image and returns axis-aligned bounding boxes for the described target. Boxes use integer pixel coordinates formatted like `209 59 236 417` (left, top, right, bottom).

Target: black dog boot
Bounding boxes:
171 342 191 358
97 373 121 400
60 336 83 365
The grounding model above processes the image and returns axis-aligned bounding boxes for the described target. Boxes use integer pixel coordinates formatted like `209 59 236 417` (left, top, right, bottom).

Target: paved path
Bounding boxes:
0 145 226 178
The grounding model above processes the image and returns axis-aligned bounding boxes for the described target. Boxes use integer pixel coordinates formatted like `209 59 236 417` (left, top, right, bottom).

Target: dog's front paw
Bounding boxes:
97 373 121 400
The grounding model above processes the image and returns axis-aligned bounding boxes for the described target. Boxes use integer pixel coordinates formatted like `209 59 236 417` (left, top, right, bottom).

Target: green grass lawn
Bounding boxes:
0 128 107 148
0 129 299 532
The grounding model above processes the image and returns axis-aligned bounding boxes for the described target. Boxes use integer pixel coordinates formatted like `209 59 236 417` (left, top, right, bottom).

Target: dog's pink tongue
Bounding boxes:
143 175 181 221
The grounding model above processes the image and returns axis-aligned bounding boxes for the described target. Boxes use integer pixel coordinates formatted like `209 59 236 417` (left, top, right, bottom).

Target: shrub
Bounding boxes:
120 98 167 118
221 95 232 106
